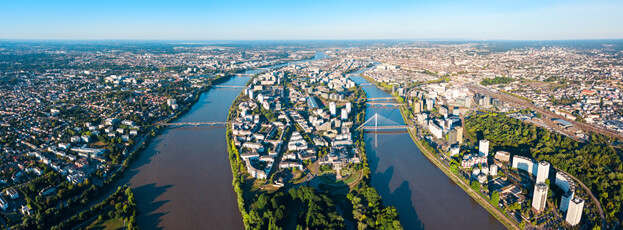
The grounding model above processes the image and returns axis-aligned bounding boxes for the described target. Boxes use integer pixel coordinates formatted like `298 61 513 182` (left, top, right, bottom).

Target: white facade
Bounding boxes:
532 182 548 212
555 171 575 193
536 161 550 184
346 102 352 113
479 139 490 157
429 120 443 139
489 164 498 176
566 197 584 226
330 102 336 116
341 108 348 120
512 155 537 175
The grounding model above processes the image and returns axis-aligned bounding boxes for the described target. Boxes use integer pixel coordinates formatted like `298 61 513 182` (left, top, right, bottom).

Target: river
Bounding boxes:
350 74 506 230
117 53 327 229
121 50 503 229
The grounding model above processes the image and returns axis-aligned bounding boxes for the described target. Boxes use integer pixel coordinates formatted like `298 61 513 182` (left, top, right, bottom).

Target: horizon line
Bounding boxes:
2 38 623 43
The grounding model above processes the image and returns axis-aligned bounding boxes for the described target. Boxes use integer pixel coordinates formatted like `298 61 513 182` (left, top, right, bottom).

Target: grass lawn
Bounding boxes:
86 217 125 230
340 170 361 185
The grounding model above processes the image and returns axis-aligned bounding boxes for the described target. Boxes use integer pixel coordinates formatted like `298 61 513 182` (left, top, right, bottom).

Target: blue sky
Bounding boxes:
0 0 622 40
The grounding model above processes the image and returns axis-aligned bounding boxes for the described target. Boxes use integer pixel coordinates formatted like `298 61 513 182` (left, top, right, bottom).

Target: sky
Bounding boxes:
0 0 622 40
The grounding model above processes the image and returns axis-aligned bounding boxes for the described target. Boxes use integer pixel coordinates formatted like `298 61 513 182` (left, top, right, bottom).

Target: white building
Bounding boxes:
536 161 550 184
329 102 336 116
566 197 584 226
341 108 348 120
346 102 352 113
0 197 7 210
512 155 537 175
428 120 443 139
532 182 548 212
489 164 498 176
479 139 489 157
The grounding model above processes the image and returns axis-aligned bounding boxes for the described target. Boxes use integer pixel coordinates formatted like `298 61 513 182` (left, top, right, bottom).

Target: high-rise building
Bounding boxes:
341 108 348 120
456 126 463 144
414 100 422 114
329 102 336 116
479 139 489 157
536 161 550 184
345 102 352 113
566 197 584 226
532 182 548 212
560 190 574 212
448 128 458 145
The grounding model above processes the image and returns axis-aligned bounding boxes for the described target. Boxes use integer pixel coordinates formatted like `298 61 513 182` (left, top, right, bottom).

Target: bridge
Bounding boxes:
367 97 395 101
366 102 403 107
356 113 412 130
236 73 255 77
214 85 245 89
360 83 374 86
161 121 229 127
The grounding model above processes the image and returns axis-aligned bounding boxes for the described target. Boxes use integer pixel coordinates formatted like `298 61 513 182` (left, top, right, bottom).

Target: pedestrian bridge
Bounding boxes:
366 102 403 107
356 113 413 130
161 121 229 127
214 85 245 88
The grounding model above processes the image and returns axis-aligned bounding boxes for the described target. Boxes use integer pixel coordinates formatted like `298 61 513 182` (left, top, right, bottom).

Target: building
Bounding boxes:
455 126 463 144
536 161 550 184
555 171 575 193
5 188 18 199
512 155 537 175
428 120 443 139
494 151 511 163
0 197 7 210
566 197 584 226
560 190 574 212
532 182 548 212
479 139 489 157
448 128 458 145
341 108 348 120
489 164 498 176
329 102 336 116
346 102 352 113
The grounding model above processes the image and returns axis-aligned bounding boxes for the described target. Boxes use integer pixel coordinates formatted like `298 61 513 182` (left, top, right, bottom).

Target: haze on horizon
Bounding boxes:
1 0 622 41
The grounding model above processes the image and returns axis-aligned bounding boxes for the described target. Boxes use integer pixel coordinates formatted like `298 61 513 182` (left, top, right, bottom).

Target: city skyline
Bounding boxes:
1 0 623 40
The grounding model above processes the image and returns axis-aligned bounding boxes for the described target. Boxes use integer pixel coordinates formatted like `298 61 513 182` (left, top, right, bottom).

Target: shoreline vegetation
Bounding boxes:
225 71 403 229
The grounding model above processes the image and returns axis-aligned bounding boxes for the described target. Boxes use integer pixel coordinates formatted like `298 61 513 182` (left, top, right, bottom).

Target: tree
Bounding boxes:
470 181 480 191
490 191 500 207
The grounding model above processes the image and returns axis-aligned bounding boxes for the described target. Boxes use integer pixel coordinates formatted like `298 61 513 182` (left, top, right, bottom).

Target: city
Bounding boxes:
1 0 623 230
